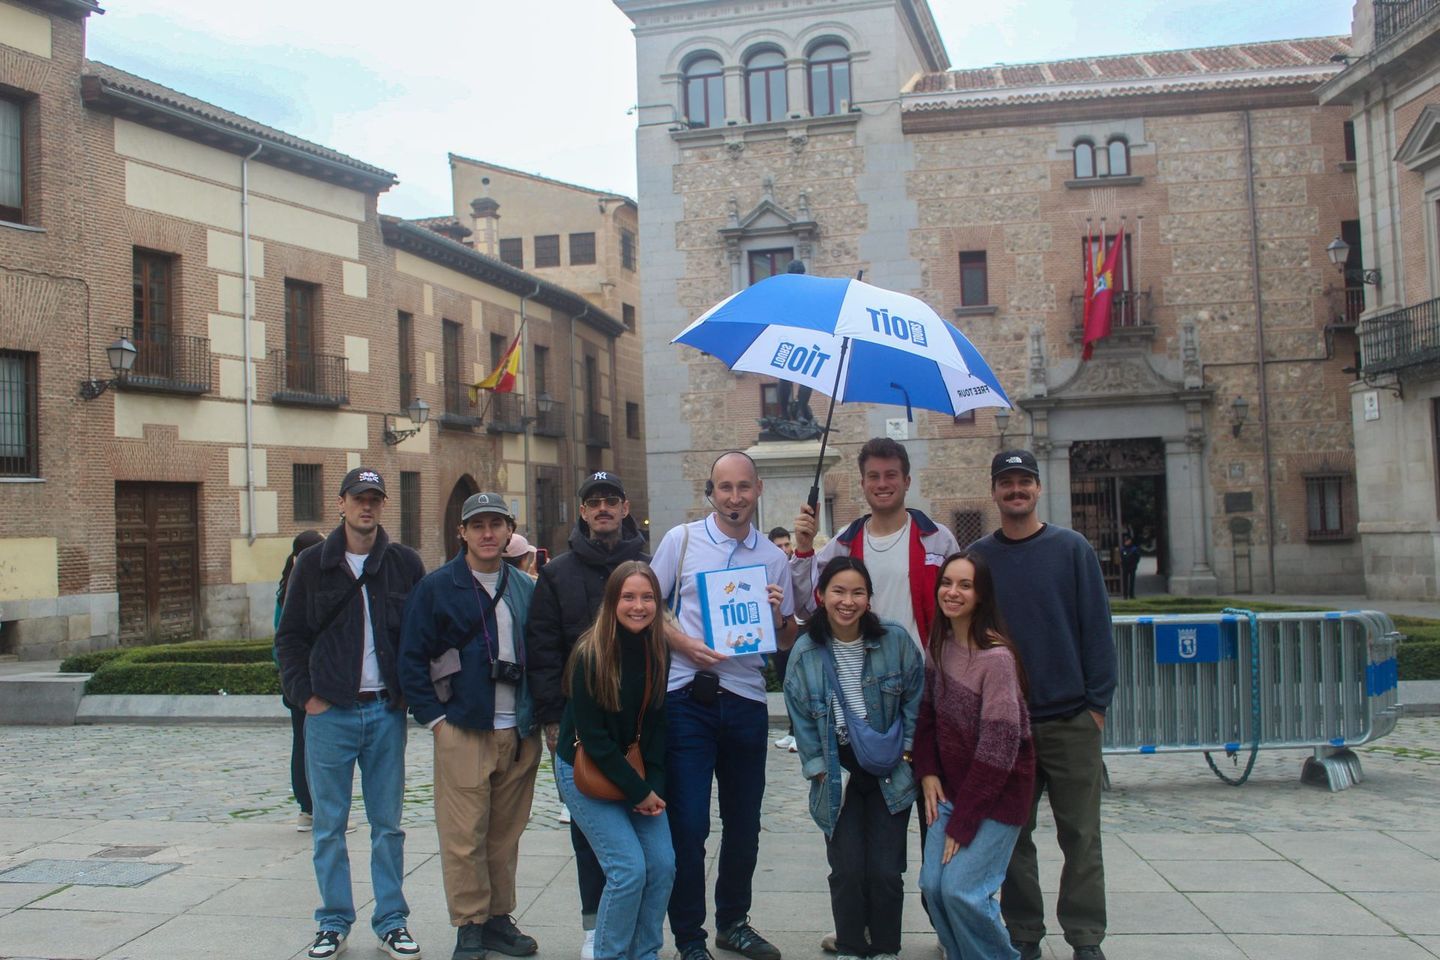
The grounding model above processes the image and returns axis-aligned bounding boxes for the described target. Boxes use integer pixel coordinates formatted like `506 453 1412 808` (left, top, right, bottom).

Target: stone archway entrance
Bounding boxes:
1069 439 1167 596
442 475 479 560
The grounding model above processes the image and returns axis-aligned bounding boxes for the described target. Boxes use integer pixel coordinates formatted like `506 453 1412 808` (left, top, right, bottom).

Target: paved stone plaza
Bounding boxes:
1 719 1439 959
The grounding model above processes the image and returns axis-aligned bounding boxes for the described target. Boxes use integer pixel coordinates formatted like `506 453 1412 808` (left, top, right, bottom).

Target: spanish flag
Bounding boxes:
469 333 520 402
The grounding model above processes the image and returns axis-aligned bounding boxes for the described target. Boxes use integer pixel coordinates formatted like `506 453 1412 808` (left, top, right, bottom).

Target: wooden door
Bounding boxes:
116 482 200 644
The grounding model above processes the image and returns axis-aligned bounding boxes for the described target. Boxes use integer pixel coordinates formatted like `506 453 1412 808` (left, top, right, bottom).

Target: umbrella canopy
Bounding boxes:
672 273 1011 417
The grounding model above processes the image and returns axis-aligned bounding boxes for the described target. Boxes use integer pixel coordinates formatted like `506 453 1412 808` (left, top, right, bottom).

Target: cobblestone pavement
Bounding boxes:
4 717 1440 833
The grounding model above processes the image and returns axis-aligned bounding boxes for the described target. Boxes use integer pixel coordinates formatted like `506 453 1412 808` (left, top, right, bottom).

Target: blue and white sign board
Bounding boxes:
695 564 776 657
1152 619 1238 665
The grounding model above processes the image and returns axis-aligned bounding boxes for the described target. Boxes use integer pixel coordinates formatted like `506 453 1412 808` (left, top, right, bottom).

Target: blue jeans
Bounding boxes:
555 757 675 960
665 688 768 950
919 805 1020 960
304 700 409 937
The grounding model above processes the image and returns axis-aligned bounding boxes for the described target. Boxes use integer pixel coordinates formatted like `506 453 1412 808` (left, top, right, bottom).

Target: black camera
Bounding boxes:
490 659 523 685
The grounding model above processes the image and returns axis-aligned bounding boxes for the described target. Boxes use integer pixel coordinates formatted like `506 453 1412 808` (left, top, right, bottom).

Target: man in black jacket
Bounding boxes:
526 471 649 958
276 468 426 960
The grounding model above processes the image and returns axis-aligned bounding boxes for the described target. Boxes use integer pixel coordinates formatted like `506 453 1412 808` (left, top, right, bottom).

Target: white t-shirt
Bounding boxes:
345 552 383 692
473 568 517 729
863 519 922 651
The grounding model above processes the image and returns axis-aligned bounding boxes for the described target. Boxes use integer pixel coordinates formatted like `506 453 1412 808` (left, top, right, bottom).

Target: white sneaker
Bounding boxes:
580 928 595 960
306 930 346 960
297 812 313 832
774 734 795 750
788 738 799 753
559 803 572 825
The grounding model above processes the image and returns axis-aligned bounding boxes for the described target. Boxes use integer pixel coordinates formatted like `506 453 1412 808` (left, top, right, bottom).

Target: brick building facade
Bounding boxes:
618 0 1366 595
0 0 638 657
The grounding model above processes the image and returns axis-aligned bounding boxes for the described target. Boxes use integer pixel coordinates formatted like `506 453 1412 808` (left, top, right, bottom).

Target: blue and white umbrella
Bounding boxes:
673 272 1011 508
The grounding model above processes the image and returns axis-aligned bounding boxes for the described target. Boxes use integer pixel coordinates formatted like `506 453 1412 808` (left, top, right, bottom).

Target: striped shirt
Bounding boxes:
831 636 867 743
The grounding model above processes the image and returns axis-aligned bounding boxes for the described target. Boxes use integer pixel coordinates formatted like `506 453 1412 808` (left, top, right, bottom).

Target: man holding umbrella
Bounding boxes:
651 451 797 960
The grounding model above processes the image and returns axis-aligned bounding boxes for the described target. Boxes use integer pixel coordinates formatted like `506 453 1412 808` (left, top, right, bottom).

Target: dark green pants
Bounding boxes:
1001 710 1106 948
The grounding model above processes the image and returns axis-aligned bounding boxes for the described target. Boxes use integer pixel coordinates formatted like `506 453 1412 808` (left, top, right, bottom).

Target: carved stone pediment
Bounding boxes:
1397 103 1440 172
1061 354 1181 399
719 179 818 261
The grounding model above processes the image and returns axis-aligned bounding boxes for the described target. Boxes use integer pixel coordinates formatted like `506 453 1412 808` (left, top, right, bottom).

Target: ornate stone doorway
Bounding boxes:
1069 439 1167 595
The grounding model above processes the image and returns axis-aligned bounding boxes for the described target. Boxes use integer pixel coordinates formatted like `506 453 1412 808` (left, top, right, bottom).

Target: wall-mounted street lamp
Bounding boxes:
79 336 138 399
1230 394 1250 438
994 408 1011 447
1326 237 1381 286
382 397 431 445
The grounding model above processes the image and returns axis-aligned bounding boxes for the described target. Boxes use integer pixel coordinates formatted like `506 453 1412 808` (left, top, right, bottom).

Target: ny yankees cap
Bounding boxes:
990 449 1040 479
339 467 387 498
578 470 626 501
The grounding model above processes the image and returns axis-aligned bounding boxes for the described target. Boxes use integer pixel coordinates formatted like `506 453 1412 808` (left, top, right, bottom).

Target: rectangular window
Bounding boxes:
0 350 38 477
959 251 989 306
132 249 175 377
1343 120 1357 163
569 232 596 265
1305 474 1348 540
952 509 984 549
293 463 323 522
284 280 319 392
622 303 636 330
748 248 793 285
626 401 641 440
534 235 560 268
498 237 523 269
621 230 636 271
0 97 22 223
1433 399 1440 517
443 320 464 414
397 311 414 410
489 333 506 372
400 471 421 548
533 345 549 398
760 383 783 420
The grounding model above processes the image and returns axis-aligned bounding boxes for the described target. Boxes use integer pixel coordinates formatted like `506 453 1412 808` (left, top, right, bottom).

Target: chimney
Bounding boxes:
470 179 501 256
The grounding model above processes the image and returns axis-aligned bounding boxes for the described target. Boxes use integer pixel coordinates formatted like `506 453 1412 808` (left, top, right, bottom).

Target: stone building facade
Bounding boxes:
0 0 631 657
1320 0 1440 600
618 0 1366 595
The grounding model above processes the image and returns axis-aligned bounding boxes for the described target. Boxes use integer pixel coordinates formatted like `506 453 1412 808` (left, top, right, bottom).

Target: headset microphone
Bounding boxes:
703 480 740 520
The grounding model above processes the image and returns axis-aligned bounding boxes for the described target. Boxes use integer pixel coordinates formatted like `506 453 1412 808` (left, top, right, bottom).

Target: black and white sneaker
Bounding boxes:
307 930 347 960
380 927 421 960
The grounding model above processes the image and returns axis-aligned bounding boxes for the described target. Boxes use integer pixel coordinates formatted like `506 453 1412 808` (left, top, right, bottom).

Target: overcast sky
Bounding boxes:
85 1 1353 219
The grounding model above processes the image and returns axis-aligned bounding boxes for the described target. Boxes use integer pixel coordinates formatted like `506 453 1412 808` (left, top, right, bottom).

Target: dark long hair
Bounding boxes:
926 550 1028 696
563 561 668 713
277 530 324 607
807 556 885 645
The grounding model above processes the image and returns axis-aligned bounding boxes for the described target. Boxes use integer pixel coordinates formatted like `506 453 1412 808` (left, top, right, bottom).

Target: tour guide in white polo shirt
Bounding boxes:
650 451 797 960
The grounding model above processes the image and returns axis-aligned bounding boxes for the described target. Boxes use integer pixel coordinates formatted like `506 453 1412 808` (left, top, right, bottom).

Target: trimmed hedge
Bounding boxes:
122 642 273 665
58 648 130 674
84 661 281 696
1399 641 1440 682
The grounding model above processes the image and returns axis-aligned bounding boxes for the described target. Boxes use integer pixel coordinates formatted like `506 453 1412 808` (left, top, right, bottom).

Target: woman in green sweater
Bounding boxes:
555 561 674 960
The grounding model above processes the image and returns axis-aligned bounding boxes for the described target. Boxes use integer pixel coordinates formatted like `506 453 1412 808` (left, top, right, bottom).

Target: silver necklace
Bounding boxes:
865 520 907 553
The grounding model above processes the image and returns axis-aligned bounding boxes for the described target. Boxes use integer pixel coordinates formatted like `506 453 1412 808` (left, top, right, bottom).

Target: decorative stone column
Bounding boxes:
745 440 840 537
785 58 808 118
724 65 745 125
1166 430 1219 595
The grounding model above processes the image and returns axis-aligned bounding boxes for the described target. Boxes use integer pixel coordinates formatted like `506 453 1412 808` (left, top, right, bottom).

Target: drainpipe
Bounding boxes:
241 140 263 545
519 282 541 533
1241 111 1277 591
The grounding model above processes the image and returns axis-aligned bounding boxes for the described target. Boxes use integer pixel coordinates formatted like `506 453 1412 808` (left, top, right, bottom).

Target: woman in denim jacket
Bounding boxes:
783 557 924 960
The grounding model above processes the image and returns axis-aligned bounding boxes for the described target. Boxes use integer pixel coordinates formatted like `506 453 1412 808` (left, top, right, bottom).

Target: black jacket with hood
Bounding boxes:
275 523 425 710
525 514 649 725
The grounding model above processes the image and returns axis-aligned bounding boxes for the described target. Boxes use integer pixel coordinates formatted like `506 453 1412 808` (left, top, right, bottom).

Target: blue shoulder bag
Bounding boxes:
821 646 904 777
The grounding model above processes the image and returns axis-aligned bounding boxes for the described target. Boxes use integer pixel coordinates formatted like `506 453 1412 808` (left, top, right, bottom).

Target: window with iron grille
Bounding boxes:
489 333 506 372
959 251 988 306
294 463 323 522
622 303 636 330
1343 121 1357 163
621 230 636 271
400 471 421 548
1304 474 1348 541
498 237 523 268
443 320 464 414
534 235 560 268
397 311 415 410
953 509 985 549
0 96 23 224
569 232 596 265
0 350 38 477
533 345 549 397
626 401 641 439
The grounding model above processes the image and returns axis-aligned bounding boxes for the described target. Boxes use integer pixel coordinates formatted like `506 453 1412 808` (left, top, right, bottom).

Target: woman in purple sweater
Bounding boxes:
913 551 1036 960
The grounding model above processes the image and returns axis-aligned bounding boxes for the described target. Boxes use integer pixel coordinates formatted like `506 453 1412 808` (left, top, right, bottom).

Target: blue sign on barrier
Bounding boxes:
1153 620 1238 664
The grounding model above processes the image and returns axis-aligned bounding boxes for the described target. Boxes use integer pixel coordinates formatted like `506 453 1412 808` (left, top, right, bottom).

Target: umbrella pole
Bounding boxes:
808 336 850 512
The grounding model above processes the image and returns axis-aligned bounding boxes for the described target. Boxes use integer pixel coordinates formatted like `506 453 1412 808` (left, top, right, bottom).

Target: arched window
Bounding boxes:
1107 137 1130 177
745 48 787 124
684 54 724 128
808 41 851 117
1073 139 1095 179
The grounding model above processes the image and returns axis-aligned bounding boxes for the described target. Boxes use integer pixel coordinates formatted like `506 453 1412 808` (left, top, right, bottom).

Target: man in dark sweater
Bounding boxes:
968 450 1116 960
526 471 649 959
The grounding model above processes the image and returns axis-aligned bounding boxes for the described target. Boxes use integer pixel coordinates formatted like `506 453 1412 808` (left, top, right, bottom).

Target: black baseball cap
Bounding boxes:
461 492 513 523
578 471 626 501
990 449 1040 480
339 467 387 498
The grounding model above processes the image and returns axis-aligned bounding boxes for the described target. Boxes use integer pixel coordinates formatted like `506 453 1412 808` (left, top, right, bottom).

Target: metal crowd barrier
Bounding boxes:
1103 609 1402 791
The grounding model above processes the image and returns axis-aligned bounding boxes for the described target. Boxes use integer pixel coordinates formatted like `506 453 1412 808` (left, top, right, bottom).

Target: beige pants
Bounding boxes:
432 722 543 926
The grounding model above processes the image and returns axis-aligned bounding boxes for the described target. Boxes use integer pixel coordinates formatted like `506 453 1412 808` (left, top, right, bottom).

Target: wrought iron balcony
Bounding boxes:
269 349 349 407
486 392 527 434
1375 0 1438 46
115 327 212 395
1068 289 1152 329
1359 296 1440 376
585 410 611 448
533 399 567 438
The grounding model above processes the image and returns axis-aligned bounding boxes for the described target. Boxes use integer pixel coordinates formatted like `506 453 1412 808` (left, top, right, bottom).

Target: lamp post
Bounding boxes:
1229 394 1249 438
79 336 138 399
994 408 1011 448
382 397 430 445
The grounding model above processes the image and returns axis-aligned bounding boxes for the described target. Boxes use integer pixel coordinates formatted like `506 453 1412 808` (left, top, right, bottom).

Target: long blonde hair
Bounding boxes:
563 561 667 712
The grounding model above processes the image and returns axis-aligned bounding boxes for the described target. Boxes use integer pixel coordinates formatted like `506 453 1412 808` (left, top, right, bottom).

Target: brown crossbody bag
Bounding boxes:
572 653 653 802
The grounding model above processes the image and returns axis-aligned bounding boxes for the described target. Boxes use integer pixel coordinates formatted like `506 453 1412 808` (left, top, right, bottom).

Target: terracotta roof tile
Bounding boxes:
1000 64 1047 86
1094 55 1148 79
1189 46 1255 70
1141 51 1199 74
1050 59 1099 82
1239 43 1305 67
